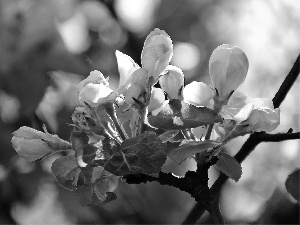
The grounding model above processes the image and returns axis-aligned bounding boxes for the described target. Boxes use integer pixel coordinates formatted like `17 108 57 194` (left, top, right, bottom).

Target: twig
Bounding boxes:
182 54 300 224
273 54 300 108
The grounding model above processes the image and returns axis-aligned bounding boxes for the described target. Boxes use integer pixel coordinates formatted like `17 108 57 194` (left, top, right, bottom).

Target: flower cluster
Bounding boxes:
10 28 281 206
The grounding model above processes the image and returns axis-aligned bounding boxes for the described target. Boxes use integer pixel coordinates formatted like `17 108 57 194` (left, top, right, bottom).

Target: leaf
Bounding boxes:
166 140 221 164
215 152 242 182
285 169 299 201
148 99 222 130
159 130 179 142
51 153 81 191
75 175 118 206
96 132 167 176
11 126 72 162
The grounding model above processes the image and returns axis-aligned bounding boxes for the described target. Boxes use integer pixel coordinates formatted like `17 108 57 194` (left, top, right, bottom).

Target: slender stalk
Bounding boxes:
205 124 214 140
181 129 192 139
103 102 128 141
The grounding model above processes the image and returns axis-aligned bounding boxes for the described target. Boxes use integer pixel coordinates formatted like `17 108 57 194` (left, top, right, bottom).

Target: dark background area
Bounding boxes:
0 0 299 224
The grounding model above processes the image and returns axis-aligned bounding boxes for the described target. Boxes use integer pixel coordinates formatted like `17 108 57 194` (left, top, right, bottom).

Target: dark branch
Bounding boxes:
259 131 300 142
182 54 300 224
273 54 300 108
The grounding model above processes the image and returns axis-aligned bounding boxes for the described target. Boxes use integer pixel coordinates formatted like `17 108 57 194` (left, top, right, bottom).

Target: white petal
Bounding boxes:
77 70 107 93
243 108 280 132
124 84 143 105
232 103 254 122
209 44 249 98
227 91 248 108
246 98 274 109
148 88 165 112
115 50 140 89
79 83 113 105
159 66 184 99
183 81 213 106
141 28 173 80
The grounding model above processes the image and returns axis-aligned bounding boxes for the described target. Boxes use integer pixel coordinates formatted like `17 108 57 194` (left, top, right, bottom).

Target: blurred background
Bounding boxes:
0 0 299 224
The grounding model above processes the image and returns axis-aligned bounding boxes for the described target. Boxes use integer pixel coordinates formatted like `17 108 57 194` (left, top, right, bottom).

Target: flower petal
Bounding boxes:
246 98 274 109
115 50 140 89
159 65 184 100
131 68 149 85
77 70 107 93
227 91 248 108
242 108 280 132
232 103 254 122
148 88 165 112
79 83 113 106
209 44 249 98
141 28 173 81
124 84 143 105
183 81 214 106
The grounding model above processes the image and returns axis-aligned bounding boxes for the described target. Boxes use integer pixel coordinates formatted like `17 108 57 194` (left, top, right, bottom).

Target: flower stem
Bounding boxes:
204 124 214 140
103 102 128 141
181 129 192 140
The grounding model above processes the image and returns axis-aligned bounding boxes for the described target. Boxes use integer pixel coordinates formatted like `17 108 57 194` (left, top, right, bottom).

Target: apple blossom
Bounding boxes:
115 28 173 106
183 81 214 107
78 70 114 107
209 44 249 102
159 65 184 100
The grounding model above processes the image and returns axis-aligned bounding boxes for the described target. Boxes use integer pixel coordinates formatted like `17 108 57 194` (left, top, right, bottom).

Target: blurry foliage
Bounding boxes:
0 0 299 224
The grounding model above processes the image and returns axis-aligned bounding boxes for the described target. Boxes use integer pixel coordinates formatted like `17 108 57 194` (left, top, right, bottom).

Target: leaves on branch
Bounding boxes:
285 168 299 201
51 153 119 205
215 152 242 182
51 153 81 191
96 131 167 176
167 140 220 164
148 99 222 130
75 176 118 206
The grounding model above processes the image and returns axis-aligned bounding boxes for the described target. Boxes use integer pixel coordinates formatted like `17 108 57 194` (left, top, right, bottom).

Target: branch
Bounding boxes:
182 54 300 224
273 54 300 108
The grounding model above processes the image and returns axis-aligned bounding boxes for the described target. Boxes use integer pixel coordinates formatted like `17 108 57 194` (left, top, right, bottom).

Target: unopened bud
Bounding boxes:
209 44 249 100
159 66 184 99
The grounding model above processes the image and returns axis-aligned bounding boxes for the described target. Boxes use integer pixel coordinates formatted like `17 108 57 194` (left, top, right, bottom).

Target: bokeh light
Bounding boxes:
172 42 201 71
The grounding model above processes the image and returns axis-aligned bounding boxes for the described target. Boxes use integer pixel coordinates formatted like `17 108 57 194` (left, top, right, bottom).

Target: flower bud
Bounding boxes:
159 66 184 99
141 28 173 81
78 70 108 93
209 44 249 99
183 81 213 106
79 83 113 106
